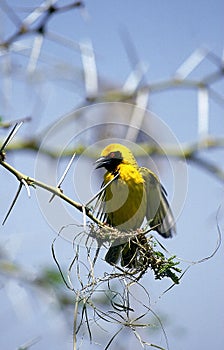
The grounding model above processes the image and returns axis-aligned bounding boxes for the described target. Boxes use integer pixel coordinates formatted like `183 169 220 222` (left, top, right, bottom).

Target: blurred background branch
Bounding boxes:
0 1 223 350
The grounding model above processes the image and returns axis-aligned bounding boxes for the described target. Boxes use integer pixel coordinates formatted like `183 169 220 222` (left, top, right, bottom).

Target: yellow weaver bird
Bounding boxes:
95 143 176 267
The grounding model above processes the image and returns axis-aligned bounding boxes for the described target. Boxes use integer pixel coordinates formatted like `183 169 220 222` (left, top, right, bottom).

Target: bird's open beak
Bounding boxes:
95 156 110 169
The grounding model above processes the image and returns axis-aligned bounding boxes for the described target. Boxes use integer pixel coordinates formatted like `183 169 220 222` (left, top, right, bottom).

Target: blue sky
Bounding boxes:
0 1 224 349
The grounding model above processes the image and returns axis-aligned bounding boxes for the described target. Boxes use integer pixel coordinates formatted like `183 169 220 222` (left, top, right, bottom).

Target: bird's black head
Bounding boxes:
95 150 123 173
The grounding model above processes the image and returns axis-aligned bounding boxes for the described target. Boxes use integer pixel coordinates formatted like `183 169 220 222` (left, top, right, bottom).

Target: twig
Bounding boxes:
51 234 75 291
157 206 222 296
73 290 80 350
0 159 104 226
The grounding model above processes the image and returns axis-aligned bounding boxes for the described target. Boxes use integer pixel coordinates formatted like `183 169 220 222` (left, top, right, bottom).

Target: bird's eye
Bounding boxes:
108 151 122 160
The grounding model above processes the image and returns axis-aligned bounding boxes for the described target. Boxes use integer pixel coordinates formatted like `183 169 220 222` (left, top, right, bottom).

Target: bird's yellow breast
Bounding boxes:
104 164 147 230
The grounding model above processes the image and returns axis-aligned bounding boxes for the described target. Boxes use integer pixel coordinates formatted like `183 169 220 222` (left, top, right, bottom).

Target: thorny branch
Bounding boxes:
0 1 84 49
1 136 224 182
0 157 104 227
0 113 223 349
0 126 182 285
0 120 106 226
0 124 182 350
0 3 224 347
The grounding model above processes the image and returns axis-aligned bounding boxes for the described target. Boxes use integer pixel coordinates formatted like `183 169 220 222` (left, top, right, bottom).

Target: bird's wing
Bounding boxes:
93 180 109 224
139 167 176 238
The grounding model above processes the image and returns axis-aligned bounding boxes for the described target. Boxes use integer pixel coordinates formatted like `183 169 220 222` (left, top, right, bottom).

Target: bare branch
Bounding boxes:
0 159 104 226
